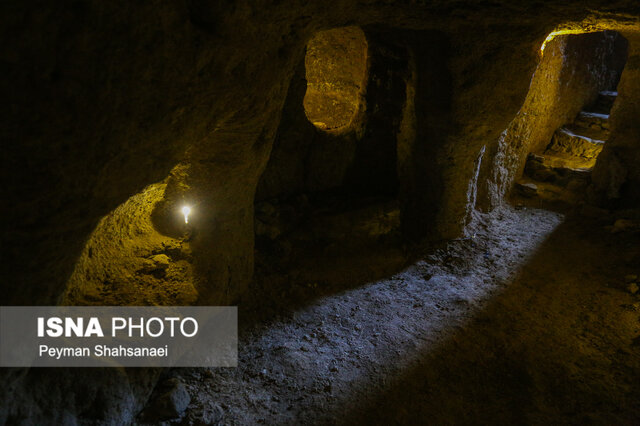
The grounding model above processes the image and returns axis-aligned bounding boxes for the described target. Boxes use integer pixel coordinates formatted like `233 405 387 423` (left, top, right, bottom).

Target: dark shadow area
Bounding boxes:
250 187 410 326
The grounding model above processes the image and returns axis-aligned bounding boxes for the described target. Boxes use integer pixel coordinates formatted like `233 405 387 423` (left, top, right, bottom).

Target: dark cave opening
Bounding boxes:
253 27 414 290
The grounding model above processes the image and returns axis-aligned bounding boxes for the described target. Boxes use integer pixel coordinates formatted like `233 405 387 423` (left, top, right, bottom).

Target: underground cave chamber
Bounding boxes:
2 3 640 423
58 29 633 308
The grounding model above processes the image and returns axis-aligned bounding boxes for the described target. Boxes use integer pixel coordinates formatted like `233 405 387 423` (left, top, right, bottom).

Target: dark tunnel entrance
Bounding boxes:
253 26 413 295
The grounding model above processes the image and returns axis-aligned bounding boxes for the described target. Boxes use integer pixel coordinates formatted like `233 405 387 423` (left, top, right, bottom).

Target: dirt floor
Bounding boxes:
156 204 639 425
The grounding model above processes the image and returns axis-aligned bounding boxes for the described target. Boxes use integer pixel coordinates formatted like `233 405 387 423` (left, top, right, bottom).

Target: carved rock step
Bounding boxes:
567 111 610 140
514 181 539 198
514 177 586 207
524 152 592 187
547 127 605 160
565 124 609 142
589 90 617 114
575 111 610 129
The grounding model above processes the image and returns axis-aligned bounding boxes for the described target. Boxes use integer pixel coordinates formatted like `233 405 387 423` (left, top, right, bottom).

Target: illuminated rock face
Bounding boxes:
479 31 628 209
513 34 627 208
257 28 410 205
61 183 198 307
303 26 368 132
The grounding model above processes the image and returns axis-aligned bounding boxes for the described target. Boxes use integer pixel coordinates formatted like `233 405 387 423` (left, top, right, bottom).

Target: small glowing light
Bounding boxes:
181 206 191 224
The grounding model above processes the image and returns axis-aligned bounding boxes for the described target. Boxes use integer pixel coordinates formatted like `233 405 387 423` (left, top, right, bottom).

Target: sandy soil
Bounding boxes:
162 205 639 425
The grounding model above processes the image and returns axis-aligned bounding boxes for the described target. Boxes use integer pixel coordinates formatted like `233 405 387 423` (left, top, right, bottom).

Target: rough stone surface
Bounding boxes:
2 1 640 424
303 26 368 131
515 182 539 198
547 128 605 161
592 32 640 207
480 31 628 210
62 183 197 306
525 153 591 182
569 110 611 140
140 377 191 422
2 4 636 308
611 218 640 233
